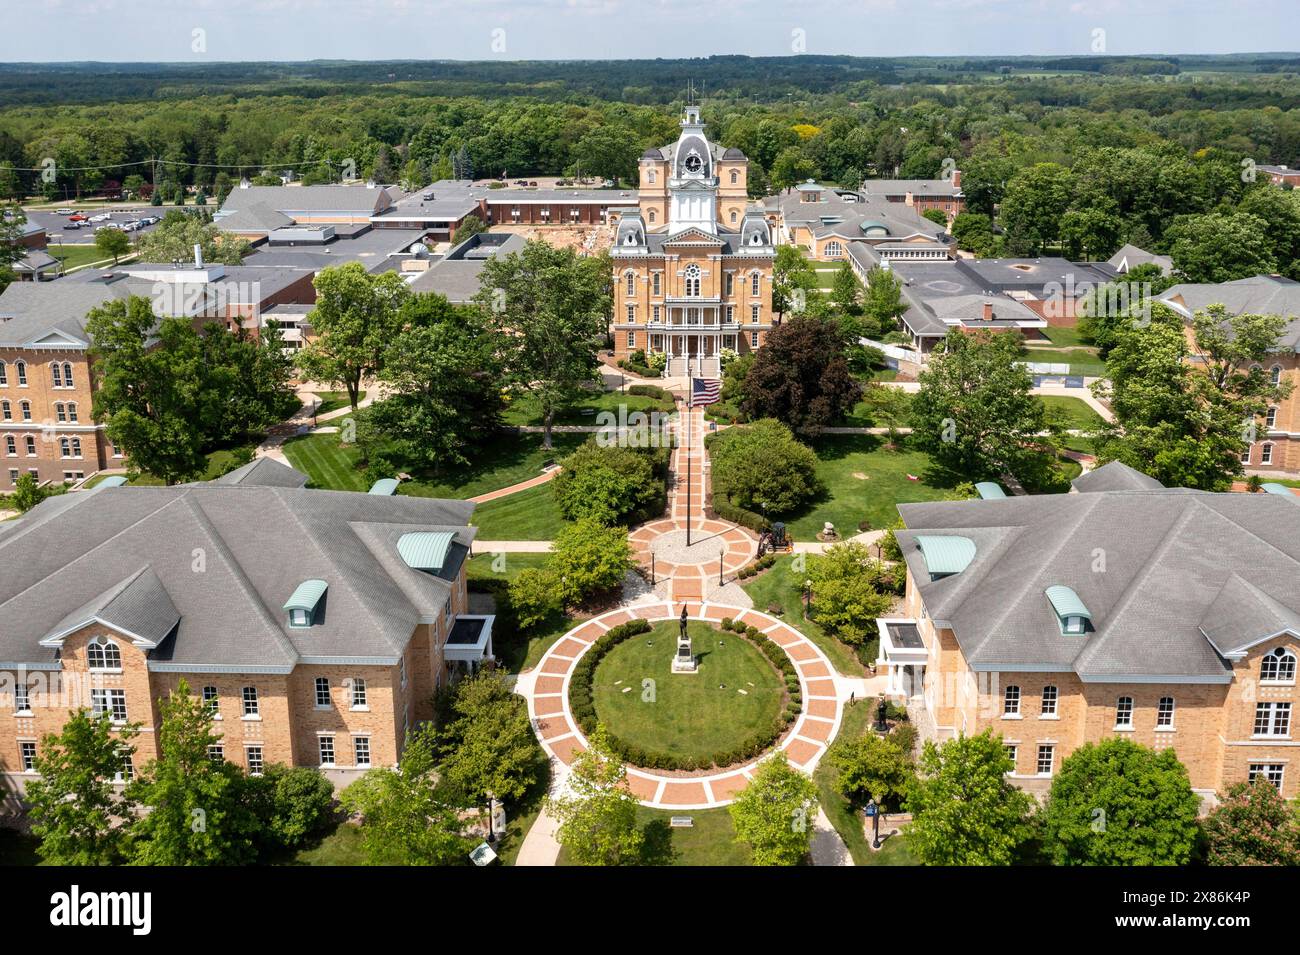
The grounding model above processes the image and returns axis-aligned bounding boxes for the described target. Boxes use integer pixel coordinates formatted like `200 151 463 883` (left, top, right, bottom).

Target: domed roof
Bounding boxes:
641 147 664 160
721 147 746 160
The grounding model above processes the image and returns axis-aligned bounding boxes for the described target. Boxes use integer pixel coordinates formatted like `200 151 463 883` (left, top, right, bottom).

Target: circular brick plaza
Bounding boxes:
524 602 845 809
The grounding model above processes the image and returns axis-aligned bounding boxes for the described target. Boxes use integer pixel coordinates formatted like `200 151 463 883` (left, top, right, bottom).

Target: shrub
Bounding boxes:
553 440 666 526
627 383 672 402
509 567 564 630
712 497 770 532
709 418 821 514
247 765 337 851
551 519 635 607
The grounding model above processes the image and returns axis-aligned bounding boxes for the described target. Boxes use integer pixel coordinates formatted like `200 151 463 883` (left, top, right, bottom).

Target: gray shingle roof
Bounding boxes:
0 483 477 671
1157 276 1300 352
896 487 1300 680
218 184 390 216
210 457 308 488
1071 460 1166 493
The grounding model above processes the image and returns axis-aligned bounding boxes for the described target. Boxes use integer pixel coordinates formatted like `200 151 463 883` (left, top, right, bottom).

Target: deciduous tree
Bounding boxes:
550 725 644 866
728 751 820 866
740 316 862 438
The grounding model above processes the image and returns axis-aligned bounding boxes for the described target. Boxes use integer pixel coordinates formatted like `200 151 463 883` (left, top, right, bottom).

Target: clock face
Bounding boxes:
684 151 703 173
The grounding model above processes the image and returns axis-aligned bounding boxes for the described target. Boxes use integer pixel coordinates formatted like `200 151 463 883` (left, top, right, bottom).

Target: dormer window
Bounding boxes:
283 579 327 628
915 535 977 581
1261 647 1297 684
87 636 122 670
1045 586 1092 635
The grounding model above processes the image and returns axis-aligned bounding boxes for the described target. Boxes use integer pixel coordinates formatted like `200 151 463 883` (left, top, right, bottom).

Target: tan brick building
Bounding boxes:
0 262 314 489
611 106 775 379
1156 276 1300 474
0 459 491 790
877 461 1300 800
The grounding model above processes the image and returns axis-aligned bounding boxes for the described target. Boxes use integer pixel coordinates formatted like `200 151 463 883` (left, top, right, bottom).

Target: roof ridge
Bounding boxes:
964 494 1107 659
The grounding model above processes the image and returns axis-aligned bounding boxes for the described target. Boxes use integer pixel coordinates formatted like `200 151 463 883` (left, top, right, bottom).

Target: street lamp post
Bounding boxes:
803 579 812 619
865 797 881 849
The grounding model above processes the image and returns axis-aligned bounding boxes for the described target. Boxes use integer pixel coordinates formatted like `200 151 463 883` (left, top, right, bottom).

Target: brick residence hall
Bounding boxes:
0 458 493 790
876 460 1300 801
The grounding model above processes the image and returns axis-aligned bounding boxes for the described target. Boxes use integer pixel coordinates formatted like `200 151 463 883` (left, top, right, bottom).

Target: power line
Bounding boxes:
1 157 352 173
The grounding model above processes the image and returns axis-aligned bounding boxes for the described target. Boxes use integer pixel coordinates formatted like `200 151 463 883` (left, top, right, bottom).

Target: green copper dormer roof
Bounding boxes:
974 482 1007 500
368 478 400 496
397 531 457 571
1261 483 1297 499
1045 585 1091 626
915 535 976 578
283 579 328 613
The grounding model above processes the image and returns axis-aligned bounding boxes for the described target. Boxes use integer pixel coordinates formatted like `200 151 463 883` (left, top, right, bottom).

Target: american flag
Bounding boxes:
691 378 721 406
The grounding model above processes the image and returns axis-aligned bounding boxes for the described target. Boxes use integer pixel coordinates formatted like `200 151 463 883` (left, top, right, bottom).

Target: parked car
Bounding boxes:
55 207 74 215
89 213 111 223
68 214 88 222
63 222 82 230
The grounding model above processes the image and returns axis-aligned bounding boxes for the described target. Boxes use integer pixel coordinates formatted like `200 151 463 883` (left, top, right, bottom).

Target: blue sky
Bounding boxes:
4 0 1299 63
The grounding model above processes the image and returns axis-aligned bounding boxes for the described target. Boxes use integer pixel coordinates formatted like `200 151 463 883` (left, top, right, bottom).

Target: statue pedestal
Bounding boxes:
672 654 698 673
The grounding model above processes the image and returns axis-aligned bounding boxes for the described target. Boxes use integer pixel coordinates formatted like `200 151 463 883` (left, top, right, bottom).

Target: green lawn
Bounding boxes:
843 389 913 428
813 699 921 866
282 428 585 501
470 482 565 540
740 558 865 677
48 244 123 271
1037 324 1092 349
466 551 553 584
592 621 786 763
1036 395 1105 431
1021 346 1107 377
779 434 965 540
282 821 368 865
312 391 363 416
501 389 673 428
557 805 753 866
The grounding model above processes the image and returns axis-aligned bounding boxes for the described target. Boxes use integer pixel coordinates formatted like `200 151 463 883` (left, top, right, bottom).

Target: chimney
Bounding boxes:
951 169 962 189
982 300 994 321
194 244 204 269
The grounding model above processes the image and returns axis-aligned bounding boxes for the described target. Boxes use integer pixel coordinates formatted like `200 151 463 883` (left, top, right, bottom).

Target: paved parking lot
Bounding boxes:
23 205 194 243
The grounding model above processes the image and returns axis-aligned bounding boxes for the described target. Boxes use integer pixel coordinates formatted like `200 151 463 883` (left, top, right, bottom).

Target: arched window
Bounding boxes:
1115 696 1134 729
1270 365 1283 387
750 272 760 297
647 169 656 184
67 402 78 423
1157 697 1175 728
55 403 65 423
0 360 7 385
4 435 14 456
1261 647 1297 683
62 362 73 389
1040 685 1058 716
684 264 701 298
15 361 26 386
1266 407 1278 429
19 400 30 421
730 210 738 224
730 169 738 185
826 241 843 257
1003 685 1021 716
1262 442 1274 465
1 400 9 421
648 209 656 224
87 636 122 670
24 435 35 455
59 437 70 458
51 362 62 388
625 272 635 296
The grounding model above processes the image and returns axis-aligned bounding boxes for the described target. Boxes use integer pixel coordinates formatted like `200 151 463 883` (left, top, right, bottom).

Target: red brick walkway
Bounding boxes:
525 602 845 809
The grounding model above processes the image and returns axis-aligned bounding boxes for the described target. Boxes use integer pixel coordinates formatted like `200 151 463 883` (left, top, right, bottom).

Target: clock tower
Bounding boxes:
668 105 718 236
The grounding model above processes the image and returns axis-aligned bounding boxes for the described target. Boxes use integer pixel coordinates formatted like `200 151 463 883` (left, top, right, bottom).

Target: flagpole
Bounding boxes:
686 381 692 548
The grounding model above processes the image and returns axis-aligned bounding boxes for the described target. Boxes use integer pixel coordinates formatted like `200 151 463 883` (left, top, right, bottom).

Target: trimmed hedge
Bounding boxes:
712 498 771 533
617 358 656 378
569 616 802 772
627 384 673 403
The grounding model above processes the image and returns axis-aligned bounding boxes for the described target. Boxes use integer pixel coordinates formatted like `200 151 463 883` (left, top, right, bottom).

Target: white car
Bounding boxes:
55 207 74 215
89 213 111 223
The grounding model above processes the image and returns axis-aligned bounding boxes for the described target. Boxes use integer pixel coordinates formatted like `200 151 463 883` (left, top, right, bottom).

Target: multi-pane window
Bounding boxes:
399 657 407 690
60 362 72 388
202 685 219 716
684 264 701 297
1157 697 1175 728
1 403 9 423
1036 745 1055 776
319 735 336 767
20 402 31 422
750 272 760 296
114 753 134 783
1248 763 1285 791
91 689 128 723
1270 365 1283 387
1254 702 1291 737
246 746 264 775
15 361 25 386
627 331 636 348
626 304 635 324
1262 443 1274 465
1115 696 1134 729
24 436 35 455
3 436 12 456
87 637 121 670
20 741 36 772
750 304 760 324
207 745 224 763
1266 407 1278 428
750 331 759 348
67 403 77 423
1003 685 1021 716
1040 685 1058 717
315 677 331 707
242 685 259 717
652 273 661 296
1260 647 1297 683
625 273 635 296
15 682 31 714
351 678 368 709
725 273 734 296
354 736 371 768
51 363 62 388
0 361 6 385
1004 744 1017 770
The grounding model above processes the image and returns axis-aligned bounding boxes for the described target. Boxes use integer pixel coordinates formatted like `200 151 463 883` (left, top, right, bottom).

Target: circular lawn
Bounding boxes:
591 621 787 766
